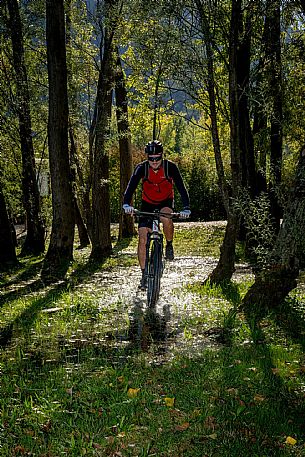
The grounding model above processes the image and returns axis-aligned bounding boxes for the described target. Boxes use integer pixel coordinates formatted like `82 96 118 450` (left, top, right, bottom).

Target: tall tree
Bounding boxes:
265 0 283 228
89 0 120 260
115 50 135 239
206 0 242 283
65 0 90 248
41 0 75 281
6 0 45 256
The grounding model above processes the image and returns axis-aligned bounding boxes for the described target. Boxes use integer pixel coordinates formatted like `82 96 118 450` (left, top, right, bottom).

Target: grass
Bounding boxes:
1 223 305 455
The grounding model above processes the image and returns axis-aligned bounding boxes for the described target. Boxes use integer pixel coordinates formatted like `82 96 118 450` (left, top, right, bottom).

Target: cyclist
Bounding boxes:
123 140 191 289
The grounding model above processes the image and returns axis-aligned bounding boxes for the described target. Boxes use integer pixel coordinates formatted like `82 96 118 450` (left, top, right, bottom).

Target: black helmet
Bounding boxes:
145 140 163 155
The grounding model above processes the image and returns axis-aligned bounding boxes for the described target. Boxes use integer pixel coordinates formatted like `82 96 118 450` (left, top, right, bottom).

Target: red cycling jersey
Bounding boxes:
142 165 174 204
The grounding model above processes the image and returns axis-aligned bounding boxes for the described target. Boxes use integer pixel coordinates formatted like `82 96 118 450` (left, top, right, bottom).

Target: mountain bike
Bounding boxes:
134 209 180 308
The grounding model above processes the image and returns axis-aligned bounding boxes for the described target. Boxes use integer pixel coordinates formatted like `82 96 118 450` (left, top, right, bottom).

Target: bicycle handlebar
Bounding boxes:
133 209 182 219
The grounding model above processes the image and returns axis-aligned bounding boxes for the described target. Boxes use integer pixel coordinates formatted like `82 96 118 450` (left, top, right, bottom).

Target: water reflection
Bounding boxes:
128 299 171 352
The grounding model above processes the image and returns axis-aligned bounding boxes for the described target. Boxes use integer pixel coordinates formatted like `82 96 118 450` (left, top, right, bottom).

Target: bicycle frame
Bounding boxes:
134 209 180 307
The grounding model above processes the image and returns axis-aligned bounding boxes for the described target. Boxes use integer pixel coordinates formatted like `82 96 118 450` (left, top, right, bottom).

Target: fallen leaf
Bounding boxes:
285 436 297 445
207 433 217 440
169 408 185 418
92 442 102 449
14 446 26 454
253 394 265 402
175 422 190 432
127 388 140 398
117 376 124 383
164 397 175 407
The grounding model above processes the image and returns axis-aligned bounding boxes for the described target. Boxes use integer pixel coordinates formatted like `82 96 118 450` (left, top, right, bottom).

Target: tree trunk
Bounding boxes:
205 0 242 284
208 212 239 284
241 146 305 314
6 0 45 256
237 10 257 197
90 0 117 260
0 181 17 269
41 0 75 281
74 197 90 248
115 50 135 239
266 0 283 228
69 127 90 248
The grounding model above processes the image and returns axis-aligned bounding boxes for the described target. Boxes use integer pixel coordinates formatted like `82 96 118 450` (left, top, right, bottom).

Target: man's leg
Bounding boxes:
138 226 149 289
138 226 149 270
160 207 174 260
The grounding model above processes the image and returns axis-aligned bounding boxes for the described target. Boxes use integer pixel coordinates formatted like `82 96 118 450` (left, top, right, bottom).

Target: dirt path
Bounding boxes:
74 244 254 362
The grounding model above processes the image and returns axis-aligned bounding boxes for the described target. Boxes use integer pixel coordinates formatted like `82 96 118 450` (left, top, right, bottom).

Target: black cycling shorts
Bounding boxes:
139 199 174 229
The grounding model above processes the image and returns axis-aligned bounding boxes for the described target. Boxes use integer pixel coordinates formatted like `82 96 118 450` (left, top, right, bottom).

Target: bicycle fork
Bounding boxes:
144 232 164 281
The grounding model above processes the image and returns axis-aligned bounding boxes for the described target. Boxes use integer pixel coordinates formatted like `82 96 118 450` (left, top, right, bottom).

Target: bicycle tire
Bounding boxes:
147 239 162 308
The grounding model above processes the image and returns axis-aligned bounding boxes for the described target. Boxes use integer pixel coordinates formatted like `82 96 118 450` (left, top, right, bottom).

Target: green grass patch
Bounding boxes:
1 223 305 455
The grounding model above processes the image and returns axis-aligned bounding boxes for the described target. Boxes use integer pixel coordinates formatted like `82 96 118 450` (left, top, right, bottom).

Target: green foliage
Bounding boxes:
234 191 277 269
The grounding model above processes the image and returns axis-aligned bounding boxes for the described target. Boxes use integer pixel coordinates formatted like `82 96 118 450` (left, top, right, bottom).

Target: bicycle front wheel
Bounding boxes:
147 239 162 308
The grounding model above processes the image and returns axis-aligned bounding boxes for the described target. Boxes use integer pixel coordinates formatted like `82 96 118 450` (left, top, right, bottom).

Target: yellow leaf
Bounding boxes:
164 397 175 407
127 388 140 398
285 436 297 445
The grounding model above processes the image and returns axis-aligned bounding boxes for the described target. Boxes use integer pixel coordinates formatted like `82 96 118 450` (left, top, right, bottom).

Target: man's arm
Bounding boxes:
123 162 145 205
168 161 190 209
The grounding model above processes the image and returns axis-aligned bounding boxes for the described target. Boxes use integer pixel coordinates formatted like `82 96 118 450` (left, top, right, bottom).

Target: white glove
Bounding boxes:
123 204 134 214
180 209 191 218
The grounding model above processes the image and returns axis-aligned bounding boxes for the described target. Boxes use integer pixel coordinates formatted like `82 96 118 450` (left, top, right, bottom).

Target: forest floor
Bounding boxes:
1 221 305 456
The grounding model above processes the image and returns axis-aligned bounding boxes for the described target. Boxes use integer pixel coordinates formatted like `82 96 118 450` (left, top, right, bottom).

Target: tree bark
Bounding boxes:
90 0 119 260
41 0 75 281
115 50 135 239
265 0 283 228
205 0 242 284
0 181 17 269
6 0 45 256
241 146 305 313
69 127 90 248
237 10 257 197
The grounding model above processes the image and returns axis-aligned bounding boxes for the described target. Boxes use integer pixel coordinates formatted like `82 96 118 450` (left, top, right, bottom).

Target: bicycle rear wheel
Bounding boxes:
147 239 162 308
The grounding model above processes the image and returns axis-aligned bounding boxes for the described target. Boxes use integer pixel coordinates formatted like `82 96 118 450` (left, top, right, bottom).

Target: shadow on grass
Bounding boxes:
0 255 117 349
10 321 304 456
268 297 305 351
128 300 171 352
213 328 305 455
0 258 44 290
113 235 134 253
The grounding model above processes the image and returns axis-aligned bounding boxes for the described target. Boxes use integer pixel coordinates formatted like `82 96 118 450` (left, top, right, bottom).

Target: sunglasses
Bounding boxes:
148 156 162 162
